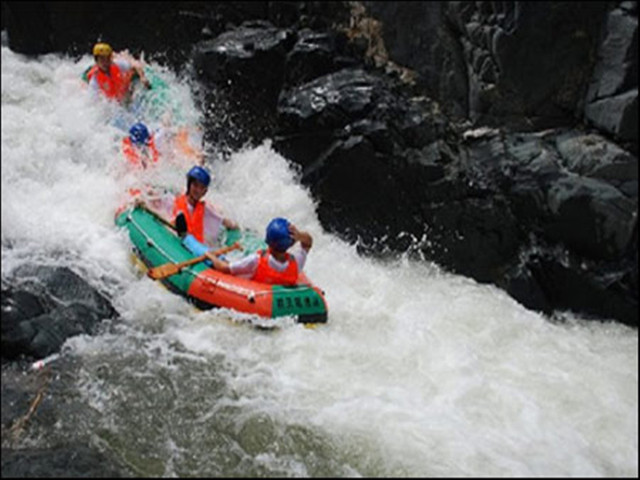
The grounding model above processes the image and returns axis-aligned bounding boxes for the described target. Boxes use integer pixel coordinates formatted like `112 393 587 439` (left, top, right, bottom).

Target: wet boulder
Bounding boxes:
498 131 638 262
283 28 357 88
526 247 638 325
584 4 638 151
462 130 639 326
275 67 454 250
275 67 445 165
193 20 296 110
544 175 637 261
555 131 638 197
1 266 117 360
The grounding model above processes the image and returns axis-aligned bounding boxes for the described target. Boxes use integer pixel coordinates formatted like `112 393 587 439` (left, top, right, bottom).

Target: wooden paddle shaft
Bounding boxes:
147 242 241 280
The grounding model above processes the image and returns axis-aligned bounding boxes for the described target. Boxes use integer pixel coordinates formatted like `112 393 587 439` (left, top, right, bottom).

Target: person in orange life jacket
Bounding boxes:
205 217 312 286
87 42 151 102
134 166 238 246
171 165 238 246
122 122 159 169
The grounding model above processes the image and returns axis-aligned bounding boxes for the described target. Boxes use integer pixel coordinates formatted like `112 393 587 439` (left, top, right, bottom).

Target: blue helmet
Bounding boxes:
186 165 211 187
266 217 294 252
129 122 150 145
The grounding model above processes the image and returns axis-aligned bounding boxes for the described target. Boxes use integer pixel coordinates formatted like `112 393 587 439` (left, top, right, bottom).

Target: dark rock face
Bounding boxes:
1 266 117 360
194 20 296 111
555 130 638 196
284 28 356 87
361 2 469 118
367 2 610 129
2 1 271 67
2 2 637 326
365 1 638 153
191 14 361 151
462 130 638 325
274 67 454 249
2 1 351 69
584 3 638 150
271 58 637 324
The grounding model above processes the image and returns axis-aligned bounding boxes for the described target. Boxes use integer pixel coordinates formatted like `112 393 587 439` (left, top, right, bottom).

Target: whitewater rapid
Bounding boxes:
1 45 637 477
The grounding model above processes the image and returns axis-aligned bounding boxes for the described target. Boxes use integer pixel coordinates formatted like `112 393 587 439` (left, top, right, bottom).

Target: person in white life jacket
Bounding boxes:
206 217 312 286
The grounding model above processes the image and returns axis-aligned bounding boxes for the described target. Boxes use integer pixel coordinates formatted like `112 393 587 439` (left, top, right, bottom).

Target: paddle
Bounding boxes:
147 242 242 280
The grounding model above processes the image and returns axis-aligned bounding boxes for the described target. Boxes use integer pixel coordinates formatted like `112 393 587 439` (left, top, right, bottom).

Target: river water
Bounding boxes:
1 44 637 477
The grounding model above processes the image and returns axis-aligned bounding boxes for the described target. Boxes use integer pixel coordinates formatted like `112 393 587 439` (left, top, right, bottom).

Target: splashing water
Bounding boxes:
2 45 637 477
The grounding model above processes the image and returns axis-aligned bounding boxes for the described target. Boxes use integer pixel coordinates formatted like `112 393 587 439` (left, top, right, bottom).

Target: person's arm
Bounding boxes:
203 205 224 246
135 63 151 89
182 233 210 256
115 54 151 89
290 224 312 251
205 204 238 235
129 60 150 89
133 193 175 225
204 252 231 273
205 252 259 278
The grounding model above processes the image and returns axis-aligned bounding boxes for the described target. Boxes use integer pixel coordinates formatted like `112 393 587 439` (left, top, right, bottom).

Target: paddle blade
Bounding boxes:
147 263 183 280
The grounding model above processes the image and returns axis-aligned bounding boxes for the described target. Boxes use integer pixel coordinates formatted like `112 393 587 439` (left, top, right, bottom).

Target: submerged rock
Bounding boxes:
1 266 118 360
1 446 126 478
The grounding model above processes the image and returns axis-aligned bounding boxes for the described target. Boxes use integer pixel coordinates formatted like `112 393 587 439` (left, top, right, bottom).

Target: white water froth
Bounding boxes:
2 46 637 477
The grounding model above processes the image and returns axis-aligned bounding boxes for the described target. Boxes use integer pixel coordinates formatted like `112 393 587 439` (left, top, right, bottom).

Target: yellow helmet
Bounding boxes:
92 43 113 57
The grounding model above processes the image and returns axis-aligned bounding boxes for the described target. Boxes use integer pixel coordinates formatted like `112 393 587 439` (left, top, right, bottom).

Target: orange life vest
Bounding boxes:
122 136 159 168
86 63 132 102
172 193 205 242
252 249 299 286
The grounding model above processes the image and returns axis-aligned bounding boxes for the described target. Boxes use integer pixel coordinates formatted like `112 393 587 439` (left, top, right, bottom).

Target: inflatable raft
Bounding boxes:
115 205 328 324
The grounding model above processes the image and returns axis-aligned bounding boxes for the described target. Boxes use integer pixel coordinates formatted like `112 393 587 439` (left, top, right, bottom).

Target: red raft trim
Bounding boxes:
187 268 274 317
